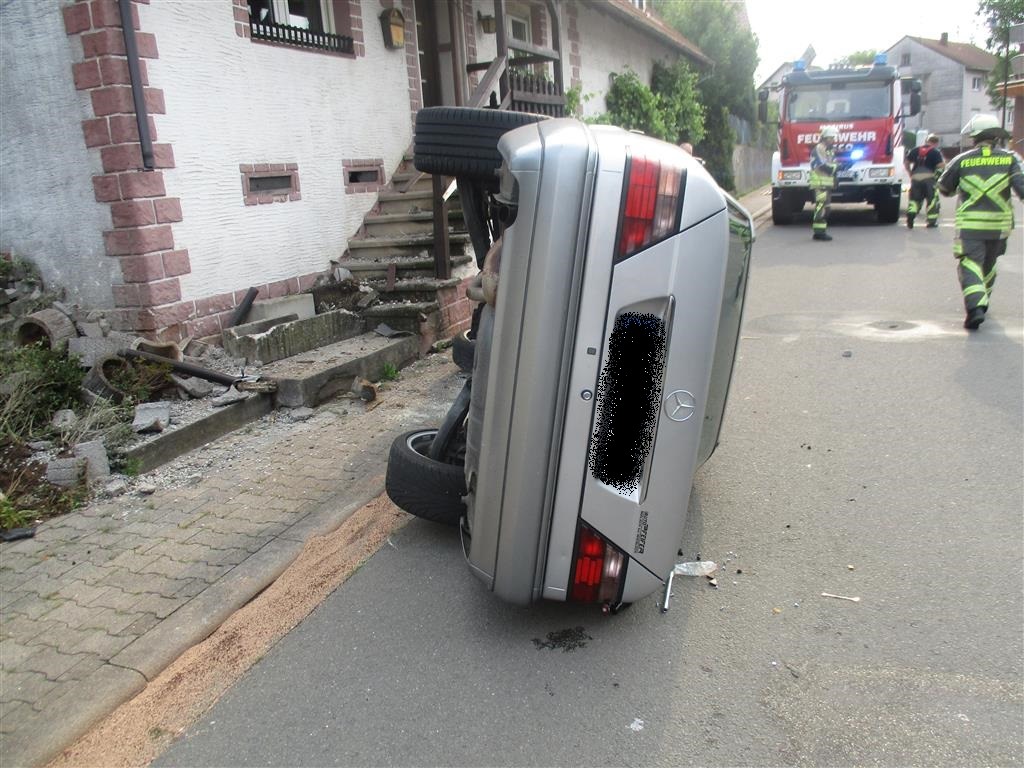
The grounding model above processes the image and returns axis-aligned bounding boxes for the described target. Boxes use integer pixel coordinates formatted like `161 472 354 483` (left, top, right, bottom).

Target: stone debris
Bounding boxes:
72 440 110 482
132 402 172 433
285 407 315 422
211 386 249 407
51 409 78 431
46 457 87 488
171 374 215 400
67 332 134 367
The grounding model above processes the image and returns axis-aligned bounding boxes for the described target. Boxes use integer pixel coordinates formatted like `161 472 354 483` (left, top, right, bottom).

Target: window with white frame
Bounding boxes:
900 53 910 66
247 0 354 54
971 76 983 91
508 14 530 46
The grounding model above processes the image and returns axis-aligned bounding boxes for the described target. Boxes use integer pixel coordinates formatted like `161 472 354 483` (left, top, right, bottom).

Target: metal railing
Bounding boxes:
250 20 353 55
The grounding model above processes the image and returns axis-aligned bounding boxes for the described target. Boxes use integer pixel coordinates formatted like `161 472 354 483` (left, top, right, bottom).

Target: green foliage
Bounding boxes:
106 360 171 405
0 493 32 530
593 63 704 144
380 362 400 382
0 343 84 441
655 0 760 190
651 60 706 145
831 50 880 68
979 0 1024 115
564 84 596 119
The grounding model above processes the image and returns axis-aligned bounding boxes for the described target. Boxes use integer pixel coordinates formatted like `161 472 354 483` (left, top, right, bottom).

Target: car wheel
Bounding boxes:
414 107 548 184
385 429 466 525
451 329 475 373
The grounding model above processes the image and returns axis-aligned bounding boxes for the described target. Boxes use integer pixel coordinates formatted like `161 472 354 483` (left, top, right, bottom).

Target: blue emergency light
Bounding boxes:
874 53 887 66
793 59 806 71
850 148 865 160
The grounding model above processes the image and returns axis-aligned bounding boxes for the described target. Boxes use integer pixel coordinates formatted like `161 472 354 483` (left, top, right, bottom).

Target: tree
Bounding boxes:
654 0 760 190
979 0 1024 120
831 50 879 68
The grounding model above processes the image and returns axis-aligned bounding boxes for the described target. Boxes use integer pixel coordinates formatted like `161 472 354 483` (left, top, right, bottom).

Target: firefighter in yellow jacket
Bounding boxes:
809 126 838 241
938 114 1024 329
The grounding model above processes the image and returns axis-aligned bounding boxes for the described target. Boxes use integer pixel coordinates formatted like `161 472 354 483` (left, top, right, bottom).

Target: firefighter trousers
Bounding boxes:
955 236 1005 313
908 178 939 225
812 186 831 234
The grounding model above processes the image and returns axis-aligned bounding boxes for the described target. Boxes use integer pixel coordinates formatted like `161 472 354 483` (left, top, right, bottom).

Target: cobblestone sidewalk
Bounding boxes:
0 355 464 768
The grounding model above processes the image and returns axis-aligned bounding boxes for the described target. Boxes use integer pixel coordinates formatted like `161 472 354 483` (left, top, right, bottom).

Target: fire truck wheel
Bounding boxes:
876 194 900 224
414 107 548 184
451 329 475 373
386 429 466 526
771 193 794 225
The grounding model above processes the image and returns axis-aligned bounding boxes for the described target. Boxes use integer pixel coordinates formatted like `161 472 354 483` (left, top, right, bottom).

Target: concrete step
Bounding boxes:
361 209 465 238
341 252 474 280
260 331 420 408
368 277 463 305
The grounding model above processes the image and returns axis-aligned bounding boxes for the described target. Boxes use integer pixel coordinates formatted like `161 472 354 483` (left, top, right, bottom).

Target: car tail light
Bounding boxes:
614 151 684 263
569 523 626 603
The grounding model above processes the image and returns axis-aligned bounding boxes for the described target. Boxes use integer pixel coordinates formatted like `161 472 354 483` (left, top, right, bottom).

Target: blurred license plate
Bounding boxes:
837 170 856 179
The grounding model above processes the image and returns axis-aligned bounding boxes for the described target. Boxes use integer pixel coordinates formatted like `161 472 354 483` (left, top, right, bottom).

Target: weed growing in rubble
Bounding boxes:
0 342 84 441
381 362 400 381
0 492 33 530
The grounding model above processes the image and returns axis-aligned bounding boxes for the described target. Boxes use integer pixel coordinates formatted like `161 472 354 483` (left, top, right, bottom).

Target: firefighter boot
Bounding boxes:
813 232 833 241
964 307 986 330
906 214 915 229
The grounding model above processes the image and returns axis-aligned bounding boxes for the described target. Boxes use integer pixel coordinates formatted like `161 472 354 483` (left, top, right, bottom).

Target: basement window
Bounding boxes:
343 158 385 194
241 163 301 204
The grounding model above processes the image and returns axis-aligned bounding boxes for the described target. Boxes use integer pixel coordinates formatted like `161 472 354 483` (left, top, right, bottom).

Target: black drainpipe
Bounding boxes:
118 0 155 170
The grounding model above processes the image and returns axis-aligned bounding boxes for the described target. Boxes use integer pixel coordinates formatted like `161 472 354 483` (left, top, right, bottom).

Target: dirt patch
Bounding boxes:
47 493 411 768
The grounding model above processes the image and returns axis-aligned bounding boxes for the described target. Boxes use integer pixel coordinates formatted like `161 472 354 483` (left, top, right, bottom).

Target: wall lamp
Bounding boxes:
477 12 496 34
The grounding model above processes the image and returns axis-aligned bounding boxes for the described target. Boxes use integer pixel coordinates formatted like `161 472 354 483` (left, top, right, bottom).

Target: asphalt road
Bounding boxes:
155 204 1024 767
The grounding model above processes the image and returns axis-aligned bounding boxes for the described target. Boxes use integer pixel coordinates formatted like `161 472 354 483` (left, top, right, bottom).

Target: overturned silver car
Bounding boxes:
387 108 753 612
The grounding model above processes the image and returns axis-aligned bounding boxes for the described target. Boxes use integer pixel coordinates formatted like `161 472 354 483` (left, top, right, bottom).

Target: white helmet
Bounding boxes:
819 126 839 140
961 114 1009 141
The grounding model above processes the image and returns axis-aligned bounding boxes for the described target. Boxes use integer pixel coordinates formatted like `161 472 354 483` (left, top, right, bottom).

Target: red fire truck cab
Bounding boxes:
758 55 921 225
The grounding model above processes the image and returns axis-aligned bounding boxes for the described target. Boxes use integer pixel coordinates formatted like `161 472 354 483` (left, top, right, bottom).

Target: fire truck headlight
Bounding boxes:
850 148 865 160
868 167 894 178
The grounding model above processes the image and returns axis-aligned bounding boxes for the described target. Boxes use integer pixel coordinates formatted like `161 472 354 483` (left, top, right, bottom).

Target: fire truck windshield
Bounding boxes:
786 83 890 122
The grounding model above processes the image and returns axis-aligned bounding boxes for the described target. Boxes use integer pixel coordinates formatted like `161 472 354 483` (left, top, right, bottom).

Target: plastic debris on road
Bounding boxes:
673 560 717 577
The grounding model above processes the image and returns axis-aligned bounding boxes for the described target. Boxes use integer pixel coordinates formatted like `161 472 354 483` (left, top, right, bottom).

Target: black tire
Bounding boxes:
414 107 548 182
876 192 901 224
451 329 476 373
771 192 794 225
386 429 466 525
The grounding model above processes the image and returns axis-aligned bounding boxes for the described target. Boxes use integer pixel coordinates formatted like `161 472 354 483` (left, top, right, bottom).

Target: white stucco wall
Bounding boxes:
0 2 119 307
140 0 414 302
570 7 681 119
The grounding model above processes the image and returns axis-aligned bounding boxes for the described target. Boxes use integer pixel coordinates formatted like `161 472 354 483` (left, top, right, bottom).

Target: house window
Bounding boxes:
248 0 354 55
971 76 983 91
900 53 910 66
508 14 530 46
241 163 301 205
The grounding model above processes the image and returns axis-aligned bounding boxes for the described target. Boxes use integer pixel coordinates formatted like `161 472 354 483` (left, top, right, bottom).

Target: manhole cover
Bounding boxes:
868 320 917 332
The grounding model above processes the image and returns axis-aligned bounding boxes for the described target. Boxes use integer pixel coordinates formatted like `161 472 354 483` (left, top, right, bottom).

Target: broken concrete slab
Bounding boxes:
246 294 315 323
46 457 86 488
170 374 215 400
51 409 78 431
221 314 299 359
132 402 171 433
211 386 249 407
73 440 110 482
261 331 419 408
67 332 134 368
223 309 364 366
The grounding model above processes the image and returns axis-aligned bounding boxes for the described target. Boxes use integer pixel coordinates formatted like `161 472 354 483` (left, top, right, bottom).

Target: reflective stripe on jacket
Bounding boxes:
938 144 1024 237
809 141 835 188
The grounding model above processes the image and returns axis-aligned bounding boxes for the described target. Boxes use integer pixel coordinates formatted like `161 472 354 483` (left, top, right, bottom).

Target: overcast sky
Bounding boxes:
745 0 993 84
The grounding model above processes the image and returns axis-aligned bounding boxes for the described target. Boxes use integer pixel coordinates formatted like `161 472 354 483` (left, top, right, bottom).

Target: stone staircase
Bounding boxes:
342 156 477 352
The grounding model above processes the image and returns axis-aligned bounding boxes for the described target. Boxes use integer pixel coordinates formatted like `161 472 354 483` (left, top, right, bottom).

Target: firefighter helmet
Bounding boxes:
961 114 1009 141
819 126 839 140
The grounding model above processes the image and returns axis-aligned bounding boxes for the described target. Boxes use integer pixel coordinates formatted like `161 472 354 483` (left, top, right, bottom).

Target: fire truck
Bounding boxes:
758 55 921 225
